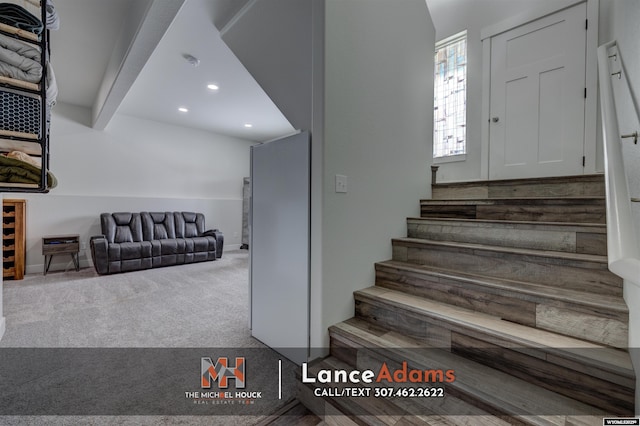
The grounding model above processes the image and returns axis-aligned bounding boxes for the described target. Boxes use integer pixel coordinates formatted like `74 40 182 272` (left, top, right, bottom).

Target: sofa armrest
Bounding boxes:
90 235 109 275
202 229 224 258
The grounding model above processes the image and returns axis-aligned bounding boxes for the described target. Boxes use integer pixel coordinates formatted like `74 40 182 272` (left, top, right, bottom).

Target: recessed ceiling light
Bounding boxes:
244 124 253 128
178 107 189 113
207 84 219 91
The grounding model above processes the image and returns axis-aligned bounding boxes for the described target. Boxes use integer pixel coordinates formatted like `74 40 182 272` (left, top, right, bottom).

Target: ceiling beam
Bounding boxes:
91 0 186 130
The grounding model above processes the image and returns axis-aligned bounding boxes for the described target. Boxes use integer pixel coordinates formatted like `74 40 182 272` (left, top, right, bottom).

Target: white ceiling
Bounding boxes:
50 0 295 142
50 0 132 108
49 0 565 142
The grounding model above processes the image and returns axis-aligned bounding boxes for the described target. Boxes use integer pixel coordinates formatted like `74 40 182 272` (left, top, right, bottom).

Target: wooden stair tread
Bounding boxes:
407 217 606 231
355 286 634 377
394 238 609 264
330 319 609 420
421 197 605 203
406 217 607 255
420 198 606 224
431 174 604 188
377 260 628 313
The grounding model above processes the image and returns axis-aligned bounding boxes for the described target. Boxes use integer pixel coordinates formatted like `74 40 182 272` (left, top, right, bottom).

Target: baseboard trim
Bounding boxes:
25 246 244 275
26 258 93 275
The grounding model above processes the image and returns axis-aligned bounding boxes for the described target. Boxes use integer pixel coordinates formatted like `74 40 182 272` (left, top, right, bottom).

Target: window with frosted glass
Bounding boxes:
433 31 467 159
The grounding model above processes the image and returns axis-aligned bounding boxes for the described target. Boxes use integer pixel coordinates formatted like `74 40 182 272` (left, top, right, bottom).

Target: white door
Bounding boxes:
489 2 587 180
250 131 310 365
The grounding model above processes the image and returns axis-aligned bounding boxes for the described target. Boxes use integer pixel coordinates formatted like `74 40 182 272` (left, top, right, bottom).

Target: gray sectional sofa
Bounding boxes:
90 211 224 275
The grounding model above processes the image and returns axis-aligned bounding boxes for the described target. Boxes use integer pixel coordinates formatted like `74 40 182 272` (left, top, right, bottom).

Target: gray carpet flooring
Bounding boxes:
0 251 297 425
1 250 258 348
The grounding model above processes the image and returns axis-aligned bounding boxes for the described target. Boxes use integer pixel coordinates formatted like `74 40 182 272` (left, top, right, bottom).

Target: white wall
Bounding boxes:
319 0 434 347
602 0 640 413
426 0 604 182
19 103 254 274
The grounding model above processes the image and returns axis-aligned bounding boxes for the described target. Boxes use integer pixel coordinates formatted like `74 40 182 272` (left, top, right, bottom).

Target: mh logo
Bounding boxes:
201 357 246 389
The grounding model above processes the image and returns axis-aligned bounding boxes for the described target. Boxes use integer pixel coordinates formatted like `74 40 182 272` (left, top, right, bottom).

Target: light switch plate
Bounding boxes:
335 175 348 193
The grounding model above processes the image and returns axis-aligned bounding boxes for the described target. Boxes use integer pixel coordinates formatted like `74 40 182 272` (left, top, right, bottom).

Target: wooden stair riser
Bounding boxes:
351 295 634 415
420 199 606 223
407 219 606 256
375 263 628 348
449 333 634 415
431 175 605 200
392 240 622 297
328 320 621 421
353 290 633 384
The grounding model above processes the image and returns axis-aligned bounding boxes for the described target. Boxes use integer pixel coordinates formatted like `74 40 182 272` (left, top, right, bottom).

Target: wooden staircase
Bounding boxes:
298 174 635 425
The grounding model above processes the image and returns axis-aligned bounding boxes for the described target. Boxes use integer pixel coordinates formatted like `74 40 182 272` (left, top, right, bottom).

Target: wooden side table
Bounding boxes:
42 234 80 275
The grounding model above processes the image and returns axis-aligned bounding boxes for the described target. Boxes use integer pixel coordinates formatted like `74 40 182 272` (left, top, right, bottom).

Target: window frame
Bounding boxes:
433 30 468 163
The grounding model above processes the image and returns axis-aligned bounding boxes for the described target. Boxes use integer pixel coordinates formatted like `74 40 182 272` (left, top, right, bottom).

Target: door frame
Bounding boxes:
480 0 599 180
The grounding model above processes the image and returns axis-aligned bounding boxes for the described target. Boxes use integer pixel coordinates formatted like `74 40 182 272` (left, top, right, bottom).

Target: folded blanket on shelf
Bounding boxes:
0 151 57 188
46 60 56 104
0 32 42 82
0 2 43 35
46 0 59 30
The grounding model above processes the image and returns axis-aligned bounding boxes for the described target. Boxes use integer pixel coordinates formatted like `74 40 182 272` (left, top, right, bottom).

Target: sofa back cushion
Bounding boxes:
101 213 143 243
174 212 205 238
141 212 176 241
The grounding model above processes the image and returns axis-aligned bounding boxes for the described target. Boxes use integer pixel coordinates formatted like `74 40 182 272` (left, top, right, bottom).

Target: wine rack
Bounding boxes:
3 198 25 280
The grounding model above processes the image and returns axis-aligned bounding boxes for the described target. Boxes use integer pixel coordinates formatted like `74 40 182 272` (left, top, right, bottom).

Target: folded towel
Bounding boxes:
0 32 42 83
0 2 43 35
46 61 56 104
6 149 40 168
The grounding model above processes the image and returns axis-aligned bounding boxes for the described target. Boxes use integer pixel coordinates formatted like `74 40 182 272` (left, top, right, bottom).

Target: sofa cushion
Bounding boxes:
184 236 216 253
153 255 181 268
154 238 185 255
185 252 210 264
107 241 152 261
101 212 143 243
174 212 206 238
109 258 152 273
142 212 176 241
